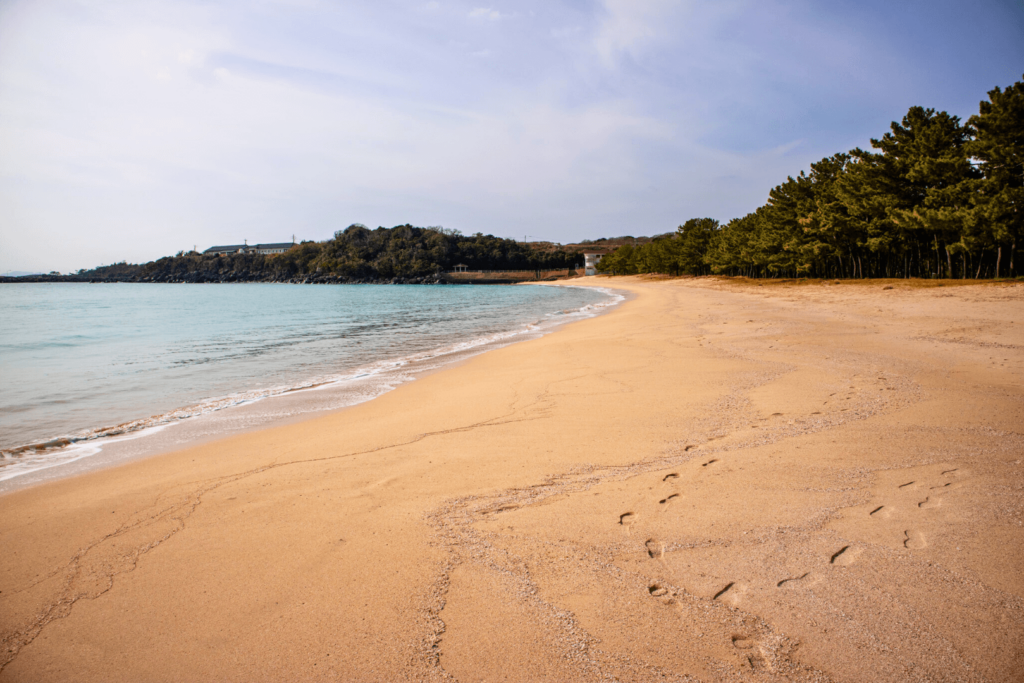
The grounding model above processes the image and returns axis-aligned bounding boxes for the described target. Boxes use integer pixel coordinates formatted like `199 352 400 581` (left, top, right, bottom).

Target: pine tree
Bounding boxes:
967 76 1024 277
674 218 719 275
838 107 975 277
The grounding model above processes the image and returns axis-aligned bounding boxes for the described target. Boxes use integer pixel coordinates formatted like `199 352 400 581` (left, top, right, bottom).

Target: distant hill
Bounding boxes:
526 236 659 255
2 225 589 285
1 271 44 277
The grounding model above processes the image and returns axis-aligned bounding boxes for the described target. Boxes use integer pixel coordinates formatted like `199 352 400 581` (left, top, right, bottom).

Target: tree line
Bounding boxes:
56 225 584 284
599 77 1023 279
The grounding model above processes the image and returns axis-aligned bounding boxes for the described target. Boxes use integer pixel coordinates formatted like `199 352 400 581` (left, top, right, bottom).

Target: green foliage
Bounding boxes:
595 219 720 275
74 226 579 282
601 76 1024 279
966 79 1024 277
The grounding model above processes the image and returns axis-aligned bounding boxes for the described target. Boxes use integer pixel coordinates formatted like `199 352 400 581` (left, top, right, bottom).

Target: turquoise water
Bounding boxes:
0 283 617 483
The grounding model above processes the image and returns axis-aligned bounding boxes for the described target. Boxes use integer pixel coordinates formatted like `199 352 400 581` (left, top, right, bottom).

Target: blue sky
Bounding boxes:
1 0 1022 273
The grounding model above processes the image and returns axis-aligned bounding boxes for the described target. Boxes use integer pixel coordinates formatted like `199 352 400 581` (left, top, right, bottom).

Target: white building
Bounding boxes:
253 242 295 255
584 253 603 276
203 239 296 256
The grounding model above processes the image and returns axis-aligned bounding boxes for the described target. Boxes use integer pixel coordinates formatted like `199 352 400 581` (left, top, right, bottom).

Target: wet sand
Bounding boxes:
1 276 1022 682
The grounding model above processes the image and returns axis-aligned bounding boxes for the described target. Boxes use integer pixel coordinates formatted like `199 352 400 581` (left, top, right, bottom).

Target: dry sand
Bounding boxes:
1 276 1022 682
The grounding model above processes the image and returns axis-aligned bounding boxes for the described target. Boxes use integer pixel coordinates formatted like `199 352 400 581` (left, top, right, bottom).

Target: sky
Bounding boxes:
0 0 1022 273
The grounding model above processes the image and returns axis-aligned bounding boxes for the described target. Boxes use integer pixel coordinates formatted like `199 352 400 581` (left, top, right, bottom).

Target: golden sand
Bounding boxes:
1 277 1022 682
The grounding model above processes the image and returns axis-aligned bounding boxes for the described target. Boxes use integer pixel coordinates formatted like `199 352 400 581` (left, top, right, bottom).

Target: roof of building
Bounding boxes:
203 242 296 254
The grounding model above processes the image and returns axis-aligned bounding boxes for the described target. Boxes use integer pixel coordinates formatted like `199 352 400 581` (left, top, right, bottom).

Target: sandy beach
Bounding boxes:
1 277 1022 682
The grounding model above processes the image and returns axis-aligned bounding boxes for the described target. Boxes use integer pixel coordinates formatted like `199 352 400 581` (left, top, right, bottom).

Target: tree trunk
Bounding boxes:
975 253 983 279
945 247 953 279
996 246 1002 279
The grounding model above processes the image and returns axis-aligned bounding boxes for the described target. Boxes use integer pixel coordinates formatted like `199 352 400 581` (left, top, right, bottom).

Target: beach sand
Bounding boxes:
1 277 1022 682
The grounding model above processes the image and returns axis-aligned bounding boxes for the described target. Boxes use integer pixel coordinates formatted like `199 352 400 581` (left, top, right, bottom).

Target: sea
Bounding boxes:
0 282 620 491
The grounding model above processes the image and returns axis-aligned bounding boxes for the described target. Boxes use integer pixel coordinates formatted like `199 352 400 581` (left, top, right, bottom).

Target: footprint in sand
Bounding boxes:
731 635 767 671
713 581 747 606
619 512 635 526
647 583 678 607
776 572 812 588
702 459 718 468
658 493 680 506
904 530 927 550
830 545 863 566
732 635 755 650
870 505 892 519
663 473 679 481
645 538 665 559
917 478 961 508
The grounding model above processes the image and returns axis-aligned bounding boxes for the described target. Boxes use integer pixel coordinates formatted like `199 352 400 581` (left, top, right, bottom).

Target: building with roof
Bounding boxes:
584 253 604 276
203 239 296 256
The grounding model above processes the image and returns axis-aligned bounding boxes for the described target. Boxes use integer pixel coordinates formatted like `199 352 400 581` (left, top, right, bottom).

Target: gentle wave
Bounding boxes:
0 286 622 483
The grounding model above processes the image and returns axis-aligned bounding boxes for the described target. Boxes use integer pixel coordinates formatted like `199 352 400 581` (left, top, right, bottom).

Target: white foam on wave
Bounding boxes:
0 423 175 483
0 285 623 483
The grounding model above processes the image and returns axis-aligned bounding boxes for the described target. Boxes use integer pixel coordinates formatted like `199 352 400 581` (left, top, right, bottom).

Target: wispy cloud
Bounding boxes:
468 7 502 21
592 0 679 65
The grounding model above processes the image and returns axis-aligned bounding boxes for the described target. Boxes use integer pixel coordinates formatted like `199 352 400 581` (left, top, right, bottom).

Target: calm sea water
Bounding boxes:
0 283 618 485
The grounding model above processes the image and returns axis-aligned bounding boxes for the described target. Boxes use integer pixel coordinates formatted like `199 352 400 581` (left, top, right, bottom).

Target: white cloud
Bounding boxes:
593 0 680 65
468 7 501 21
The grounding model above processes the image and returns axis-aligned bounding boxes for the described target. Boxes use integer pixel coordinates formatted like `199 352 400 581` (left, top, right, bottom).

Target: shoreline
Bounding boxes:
0 282 625 495
1 277 1021 681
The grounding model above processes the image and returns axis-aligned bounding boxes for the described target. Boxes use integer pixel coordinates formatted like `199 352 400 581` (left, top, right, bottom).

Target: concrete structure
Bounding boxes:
452 264 469 273
204 239 296 256
584 253 603 276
